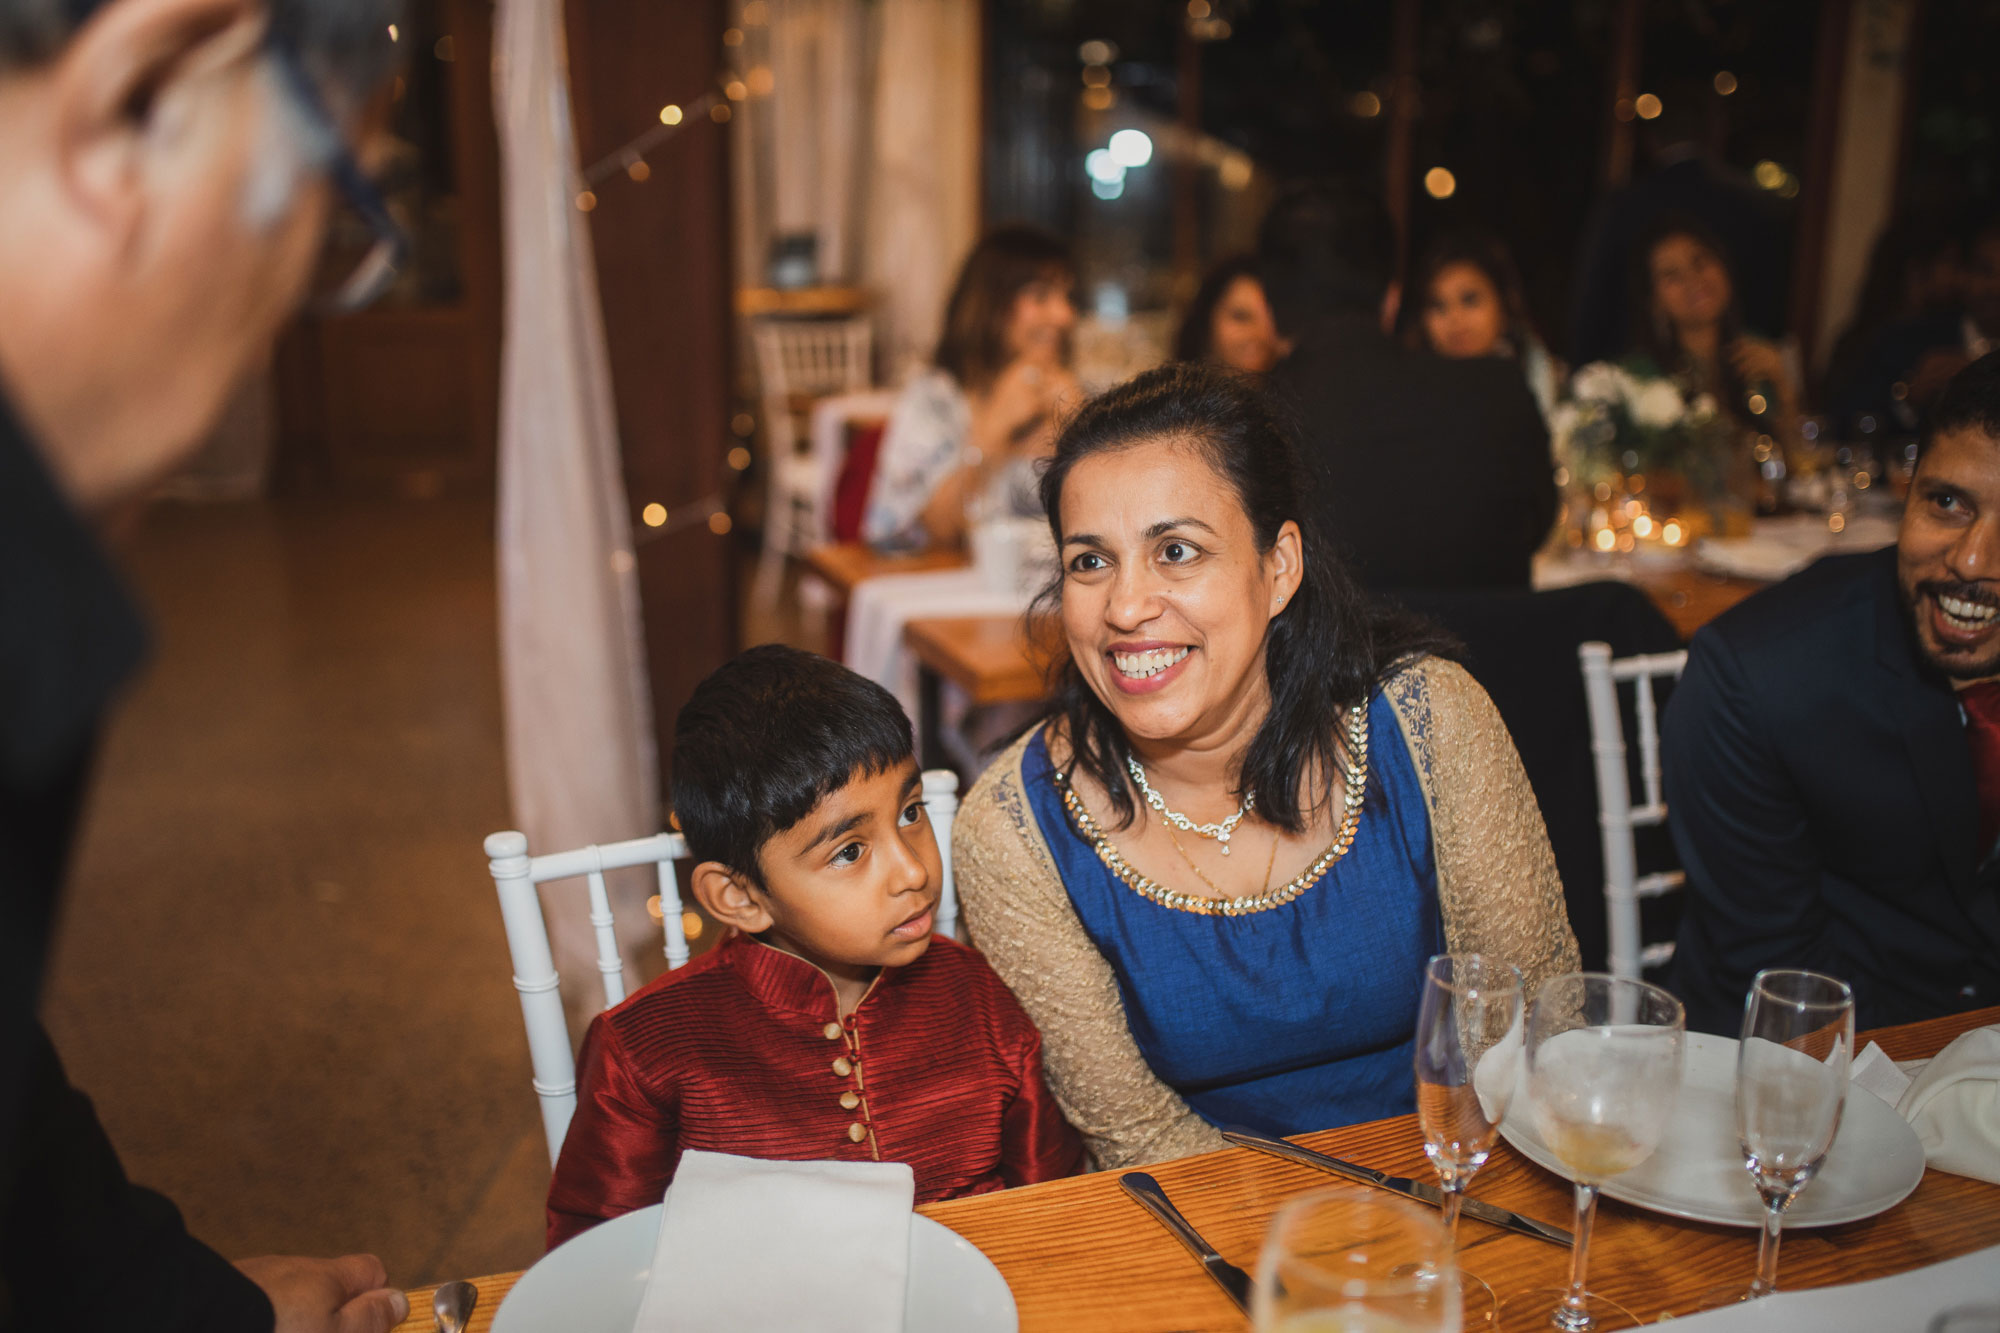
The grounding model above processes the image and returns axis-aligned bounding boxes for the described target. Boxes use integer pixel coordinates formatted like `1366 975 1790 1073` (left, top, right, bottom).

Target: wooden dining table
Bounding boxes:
393 1005 1999 1332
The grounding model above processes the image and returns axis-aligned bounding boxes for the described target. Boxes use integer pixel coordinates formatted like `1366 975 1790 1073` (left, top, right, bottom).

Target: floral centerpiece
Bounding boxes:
1551 360 1745 549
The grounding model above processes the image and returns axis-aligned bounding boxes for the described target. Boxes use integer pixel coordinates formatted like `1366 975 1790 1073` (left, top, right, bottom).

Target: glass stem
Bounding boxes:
1554 1181 1600 1333
1750 1197 1785 1298
1439 1179 1465 1251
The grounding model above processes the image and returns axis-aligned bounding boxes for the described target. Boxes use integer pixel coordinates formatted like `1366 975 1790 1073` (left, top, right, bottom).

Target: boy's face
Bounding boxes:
748 759 943 982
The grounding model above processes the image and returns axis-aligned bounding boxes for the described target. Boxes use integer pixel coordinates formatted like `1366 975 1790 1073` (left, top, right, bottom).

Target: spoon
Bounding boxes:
432 1280 477 1333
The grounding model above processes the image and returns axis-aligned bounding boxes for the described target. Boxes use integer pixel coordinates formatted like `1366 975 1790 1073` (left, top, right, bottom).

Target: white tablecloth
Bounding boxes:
845 569 1031 722
1644 1242 2000 1331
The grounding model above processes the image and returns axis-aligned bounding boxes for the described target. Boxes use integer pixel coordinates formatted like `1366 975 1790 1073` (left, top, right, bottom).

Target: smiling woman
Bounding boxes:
953 363 1580 1168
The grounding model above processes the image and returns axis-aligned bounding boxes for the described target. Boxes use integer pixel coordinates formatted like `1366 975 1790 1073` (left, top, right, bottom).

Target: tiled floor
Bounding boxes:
41 493 551 1288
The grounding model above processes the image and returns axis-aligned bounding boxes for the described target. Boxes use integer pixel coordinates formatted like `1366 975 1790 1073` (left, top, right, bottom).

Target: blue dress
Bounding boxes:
1021 687 1441 1133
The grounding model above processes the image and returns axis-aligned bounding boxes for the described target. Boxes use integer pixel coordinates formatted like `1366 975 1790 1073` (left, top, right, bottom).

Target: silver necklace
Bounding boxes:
1126 755 1255 854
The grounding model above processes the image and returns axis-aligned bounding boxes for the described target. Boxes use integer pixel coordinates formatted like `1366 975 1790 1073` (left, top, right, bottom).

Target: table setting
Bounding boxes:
392 976 2000 1333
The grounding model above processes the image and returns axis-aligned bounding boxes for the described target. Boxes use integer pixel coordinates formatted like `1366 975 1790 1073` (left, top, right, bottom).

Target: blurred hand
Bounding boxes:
237 1254 410 1333
984 360 1054 440
1728 337 1786 391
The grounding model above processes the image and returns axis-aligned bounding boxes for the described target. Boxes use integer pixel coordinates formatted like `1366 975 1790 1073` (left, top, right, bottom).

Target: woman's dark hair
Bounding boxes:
1174 255 1262 362
934 224 1076 393
1032 362 1451 834
1403 230 1537 355
1632 213 1754 424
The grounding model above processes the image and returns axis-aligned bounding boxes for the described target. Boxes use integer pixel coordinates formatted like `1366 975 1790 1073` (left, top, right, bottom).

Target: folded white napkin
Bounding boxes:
635 1151 916 1333
1897 1025 2000 1186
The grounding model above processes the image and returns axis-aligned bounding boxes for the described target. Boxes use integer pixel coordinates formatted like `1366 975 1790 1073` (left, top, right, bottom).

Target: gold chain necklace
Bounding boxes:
1164 821 1281 899
1054 702 1370 917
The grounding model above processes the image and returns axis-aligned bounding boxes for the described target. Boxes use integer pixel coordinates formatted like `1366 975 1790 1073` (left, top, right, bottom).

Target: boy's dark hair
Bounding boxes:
670 645 914 886
1924 349 2000 459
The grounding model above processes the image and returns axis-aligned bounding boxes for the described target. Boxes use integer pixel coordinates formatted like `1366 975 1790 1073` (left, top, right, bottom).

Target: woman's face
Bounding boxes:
1422 262 1507 359
1003 274 1078 368
1209 276 1283 375
1057 437 1302 750
1649 233 1733 336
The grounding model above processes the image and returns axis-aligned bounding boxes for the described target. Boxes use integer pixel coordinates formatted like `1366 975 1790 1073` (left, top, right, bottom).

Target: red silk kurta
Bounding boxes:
546 931 1084 1248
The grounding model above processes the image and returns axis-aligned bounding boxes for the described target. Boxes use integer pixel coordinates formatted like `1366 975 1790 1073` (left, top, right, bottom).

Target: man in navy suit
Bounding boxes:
1666 352 2000 1034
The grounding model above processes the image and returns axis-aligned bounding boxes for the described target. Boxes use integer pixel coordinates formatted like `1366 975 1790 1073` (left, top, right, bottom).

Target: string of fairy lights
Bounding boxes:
570 3 769 214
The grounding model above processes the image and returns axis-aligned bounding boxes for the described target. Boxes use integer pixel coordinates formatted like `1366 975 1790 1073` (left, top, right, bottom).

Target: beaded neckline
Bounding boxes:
1050 703 1371 917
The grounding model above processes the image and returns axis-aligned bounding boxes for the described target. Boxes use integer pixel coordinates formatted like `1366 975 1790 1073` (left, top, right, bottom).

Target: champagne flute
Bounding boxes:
1253 1183 1462 1332
1504 973 1684 1333
1413 953 1524 1329
1703 968 1855 1306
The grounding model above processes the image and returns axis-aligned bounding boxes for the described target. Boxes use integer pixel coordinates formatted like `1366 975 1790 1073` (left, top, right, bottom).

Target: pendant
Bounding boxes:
1219 832 1232 856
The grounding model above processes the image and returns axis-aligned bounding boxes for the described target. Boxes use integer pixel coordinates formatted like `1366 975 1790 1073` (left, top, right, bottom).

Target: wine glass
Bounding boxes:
1505 972 1684 1333
1253 1183 1462 1333
1703 968 1855 1306
1413 953 1524 1329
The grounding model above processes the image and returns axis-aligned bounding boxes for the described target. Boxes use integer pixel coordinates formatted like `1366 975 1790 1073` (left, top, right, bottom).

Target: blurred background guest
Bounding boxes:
1406 230 1564 426
862 224 1081 551
1173 255 1286 376
1634 213 1802 439
1568 86 1787 368
1258 181 1555 590
1836 212 2000 437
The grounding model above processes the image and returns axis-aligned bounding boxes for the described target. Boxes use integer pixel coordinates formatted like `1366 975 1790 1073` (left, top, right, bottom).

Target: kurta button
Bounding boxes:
823 1022 843 1040
840 1091 860 1110
832 1056 853 1076
848 1122 868 1143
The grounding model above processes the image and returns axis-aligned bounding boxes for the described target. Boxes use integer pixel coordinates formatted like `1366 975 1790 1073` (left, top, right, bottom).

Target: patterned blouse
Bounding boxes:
862 368 1043 550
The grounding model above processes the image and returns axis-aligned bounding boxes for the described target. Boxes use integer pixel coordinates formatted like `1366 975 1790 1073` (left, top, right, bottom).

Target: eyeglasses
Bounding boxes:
265 37 410 313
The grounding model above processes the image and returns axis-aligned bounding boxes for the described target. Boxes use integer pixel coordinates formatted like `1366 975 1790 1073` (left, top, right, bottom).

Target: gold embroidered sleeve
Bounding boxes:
1385 658 1581 998
953 735 1227 1171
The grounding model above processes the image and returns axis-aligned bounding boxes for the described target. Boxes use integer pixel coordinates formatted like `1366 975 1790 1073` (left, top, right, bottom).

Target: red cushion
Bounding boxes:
830 419 888 543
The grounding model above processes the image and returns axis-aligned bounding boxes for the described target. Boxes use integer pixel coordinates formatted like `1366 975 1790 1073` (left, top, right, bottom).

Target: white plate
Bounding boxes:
492 1203 1016 1333
1499 1031 1927 1228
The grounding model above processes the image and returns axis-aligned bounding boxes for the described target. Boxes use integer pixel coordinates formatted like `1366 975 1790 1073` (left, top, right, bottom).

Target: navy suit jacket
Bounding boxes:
1665 546 2000 1034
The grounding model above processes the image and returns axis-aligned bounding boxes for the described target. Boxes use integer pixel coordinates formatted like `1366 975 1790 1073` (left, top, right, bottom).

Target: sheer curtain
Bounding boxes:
493 0 660 1027
735 0 981 379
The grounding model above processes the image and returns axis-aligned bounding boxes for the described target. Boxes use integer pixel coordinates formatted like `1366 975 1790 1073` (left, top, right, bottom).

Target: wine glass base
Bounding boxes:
1496 1287 1644 1332
1695 1282 1769 1310
1458 1273 1500 1329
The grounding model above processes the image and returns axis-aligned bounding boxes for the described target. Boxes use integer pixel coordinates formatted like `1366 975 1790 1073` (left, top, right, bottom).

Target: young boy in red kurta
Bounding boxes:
545 645 1083 1247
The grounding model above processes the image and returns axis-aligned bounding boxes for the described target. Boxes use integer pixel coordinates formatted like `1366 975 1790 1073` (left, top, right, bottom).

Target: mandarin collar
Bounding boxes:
726 931 896 1020
0 384 148 787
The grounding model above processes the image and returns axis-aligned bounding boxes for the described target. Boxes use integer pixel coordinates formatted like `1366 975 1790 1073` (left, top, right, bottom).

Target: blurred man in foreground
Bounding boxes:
1668 352 2000 1034
0 0 409 1327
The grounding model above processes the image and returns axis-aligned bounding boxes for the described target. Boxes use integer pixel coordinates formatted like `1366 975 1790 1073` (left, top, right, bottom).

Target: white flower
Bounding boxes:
1571 362 1624 407
1631 381 1685 428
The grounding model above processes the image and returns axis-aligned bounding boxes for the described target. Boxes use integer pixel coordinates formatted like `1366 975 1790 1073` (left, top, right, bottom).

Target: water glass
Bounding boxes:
1516 973 1684 1332
1253 1183 1462 1333
1413 954 1523 1326
1730 968 1856 1300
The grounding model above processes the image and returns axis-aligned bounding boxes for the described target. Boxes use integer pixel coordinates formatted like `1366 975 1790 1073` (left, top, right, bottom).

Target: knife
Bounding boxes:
1220 1126 1573 1248
1119 1172 1255 1313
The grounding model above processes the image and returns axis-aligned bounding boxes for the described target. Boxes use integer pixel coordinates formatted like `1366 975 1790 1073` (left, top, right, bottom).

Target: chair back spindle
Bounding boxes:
1578 642 1688 982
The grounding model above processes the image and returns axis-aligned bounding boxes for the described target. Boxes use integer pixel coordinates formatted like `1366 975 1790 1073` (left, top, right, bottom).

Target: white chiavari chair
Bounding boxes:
1578 641 1689 982
487 769 961 1163
751 317 874 607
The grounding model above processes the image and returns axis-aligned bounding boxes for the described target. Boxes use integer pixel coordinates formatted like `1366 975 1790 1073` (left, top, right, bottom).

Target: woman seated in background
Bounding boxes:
1173 256 1286 376
1407 230 1563 425
862 225 1082 551
1633 214 1802 438
953 363 1578 1169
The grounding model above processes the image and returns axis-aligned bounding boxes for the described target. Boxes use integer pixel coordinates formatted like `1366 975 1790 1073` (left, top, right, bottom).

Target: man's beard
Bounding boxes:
1908 577 2000 678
